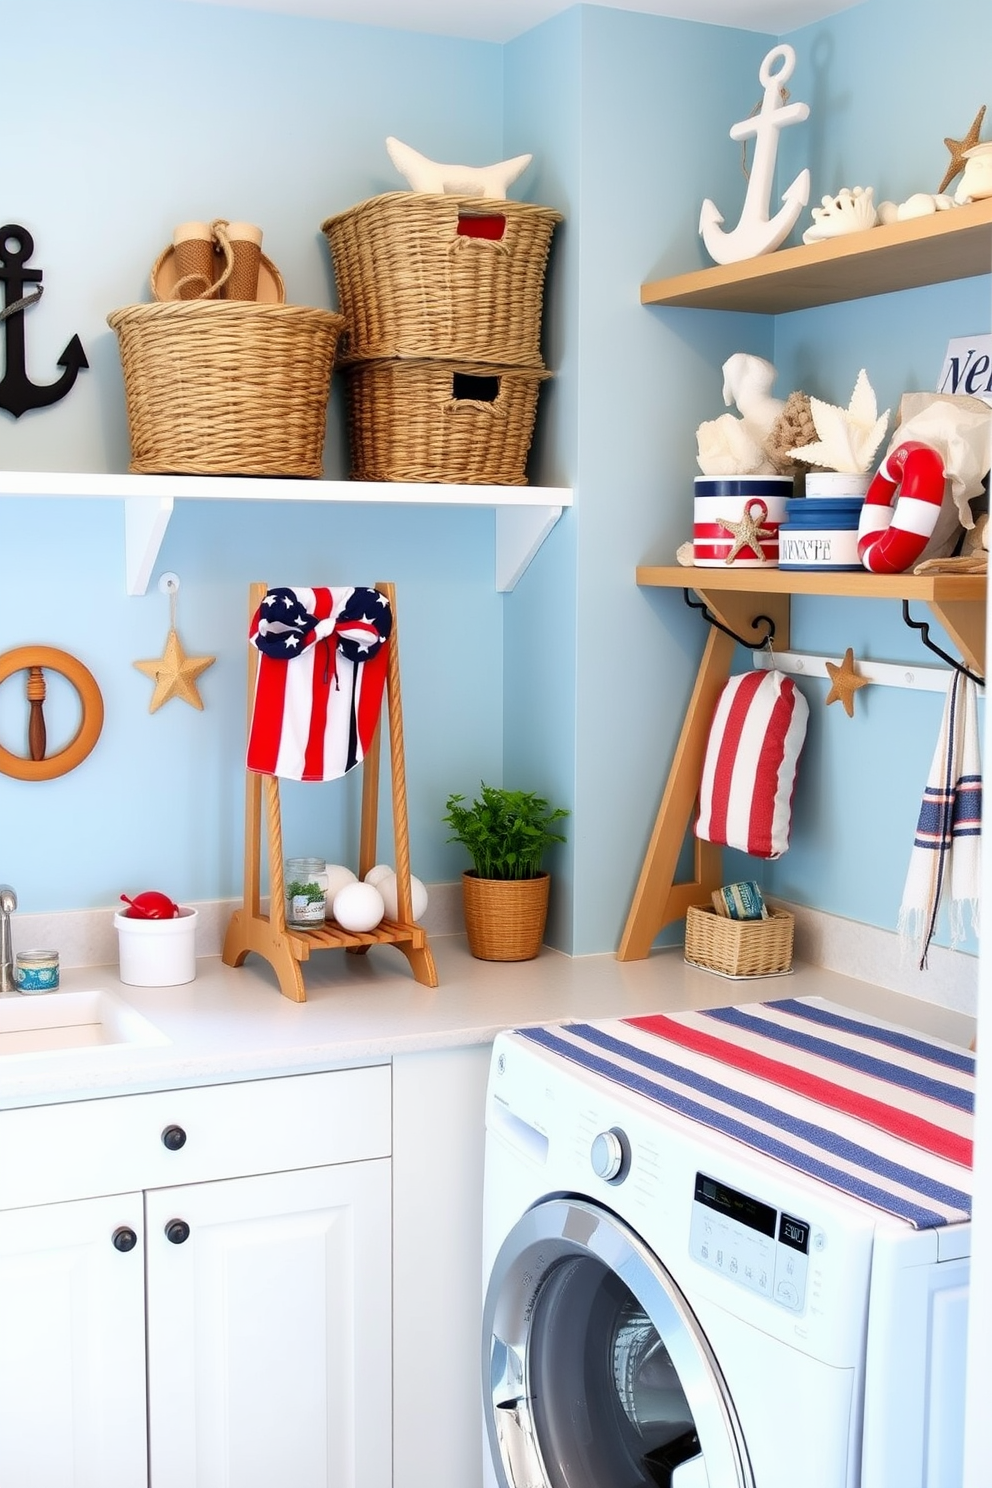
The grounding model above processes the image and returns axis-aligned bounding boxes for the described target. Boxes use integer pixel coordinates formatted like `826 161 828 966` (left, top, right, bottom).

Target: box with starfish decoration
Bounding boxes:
693 475 793 567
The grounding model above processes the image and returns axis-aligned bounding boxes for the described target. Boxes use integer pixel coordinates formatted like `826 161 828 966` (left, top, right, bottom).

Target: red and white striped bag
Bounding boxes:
696 670 809 859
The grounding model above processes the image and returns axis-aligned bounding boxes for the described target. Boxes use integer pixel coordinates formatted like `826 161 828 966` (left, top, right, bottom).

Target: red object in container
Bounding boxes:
120 890 180 920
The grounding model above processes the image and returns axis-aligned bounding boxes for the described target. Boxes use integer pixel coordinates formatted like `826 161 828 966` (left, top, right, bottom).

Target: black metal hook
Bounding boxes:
682 589 776 650
901 601 984 686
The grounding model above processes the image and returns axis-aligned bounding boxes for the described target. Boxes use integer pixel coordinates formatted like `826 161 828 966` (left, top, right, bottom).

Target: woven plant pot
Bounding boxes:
344 358 549 485
107 301 346 476
461 871 550 962
684 904 794 979
321 192 562 367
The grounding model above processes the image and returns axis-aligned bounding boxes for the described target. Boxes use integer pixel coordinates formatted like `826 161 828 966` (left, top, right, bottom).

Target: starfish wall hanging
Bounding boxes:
824 647 869 718
134 574 215 713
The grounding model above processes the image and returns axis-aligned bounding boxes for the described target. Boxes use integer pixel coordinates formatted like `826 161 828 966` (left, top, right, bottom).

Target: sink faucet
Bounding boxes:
0 885 16 993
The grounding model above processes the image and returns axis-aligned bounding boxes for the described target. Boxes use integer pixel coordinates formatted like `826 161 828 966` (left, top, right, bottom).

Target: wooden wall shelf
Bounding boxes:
640 198 992 314
618 565 987 962
1 471 572 596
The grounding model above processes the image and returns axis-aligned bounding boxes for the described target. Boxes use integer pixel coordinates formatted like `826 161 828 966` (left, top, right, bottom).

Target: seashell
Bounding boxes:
802 185 878 244
878 193 955 223
955 142 992 205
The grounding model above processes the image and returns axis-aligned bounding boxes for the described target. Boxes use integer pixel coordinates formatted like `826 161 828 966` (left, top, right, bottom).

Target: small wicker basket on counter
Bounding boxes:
321 192 562 367
107 300 346 477
684 903 794 979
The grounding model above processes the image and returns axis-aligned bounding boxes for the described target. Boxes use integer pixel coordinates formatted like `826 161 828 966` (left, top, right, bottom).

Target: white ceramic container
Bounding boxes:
113 907 198 986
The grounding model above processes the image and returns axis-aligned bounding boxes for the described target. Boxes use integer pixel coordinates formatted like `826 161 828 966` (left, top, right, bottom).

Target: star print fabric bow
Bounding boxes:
250 585 392 661
247 585 392 782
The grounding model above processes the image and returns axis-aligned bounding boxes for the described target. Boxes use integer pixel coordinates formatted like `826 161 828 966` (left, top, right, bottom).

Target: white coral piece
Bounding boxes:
697 414 771 476
787 369 890 474
802 185 878 244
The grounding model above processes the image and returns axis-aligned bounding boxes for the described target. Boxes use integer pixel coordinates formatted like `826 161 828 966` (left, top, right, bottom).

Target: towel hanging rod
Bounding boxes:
901 601 984 686
682 589 776 650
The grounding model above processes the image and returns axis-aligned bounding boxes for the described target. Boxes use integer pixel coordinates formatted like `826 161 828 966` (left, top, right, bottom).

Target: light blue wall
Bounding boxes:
502 11 581 951
569 10 776 955
759 0 992 954
538 0 990 956
2 0 507 911
2 0 988 963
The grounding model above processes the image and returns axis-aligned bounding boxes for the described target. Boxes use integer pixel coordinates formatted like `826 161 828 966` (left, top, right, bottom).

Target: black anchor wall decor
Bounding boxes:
0 224 88 418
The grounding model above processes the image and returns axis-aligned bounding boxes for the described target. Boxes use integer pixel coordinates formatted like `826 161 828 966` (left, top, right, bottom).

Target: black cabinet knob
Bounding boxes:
165 1219 190 1245
112 1226 138 1253
161 1125 187 1151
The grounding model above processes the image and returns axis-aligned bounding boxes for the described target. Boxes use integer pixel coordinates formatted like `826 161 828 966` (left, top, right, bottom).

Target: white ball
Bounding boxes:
378 871 429 923
323 864 358 905
364 863 394 888
332 881 385 933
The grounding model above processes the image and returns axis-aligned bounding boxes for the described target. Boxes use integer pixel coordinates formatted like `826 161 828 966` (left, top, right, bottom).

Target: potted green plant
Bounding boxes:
443 783 568 961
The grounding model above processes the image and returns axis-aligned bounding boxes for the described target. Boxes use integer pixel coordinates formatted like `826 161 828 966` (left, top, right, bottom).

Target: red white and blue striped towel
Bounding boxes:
518 997 974 1229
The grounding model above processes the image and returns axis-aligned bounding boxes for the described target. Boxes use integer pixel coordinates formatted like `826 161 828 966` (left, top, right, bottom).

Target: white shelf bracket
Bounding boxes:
125 493 175 596
495 503 564 591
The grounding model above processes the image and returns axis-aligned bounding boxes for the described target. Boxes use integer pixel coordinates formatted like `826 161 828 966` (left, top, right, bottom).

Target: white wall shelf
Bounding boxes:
1 471 573 595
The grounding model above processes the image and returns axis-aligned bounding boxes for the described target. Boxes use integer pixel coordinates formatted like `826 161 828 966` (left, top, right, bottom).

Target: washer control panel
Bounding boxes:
689 1171 810 1314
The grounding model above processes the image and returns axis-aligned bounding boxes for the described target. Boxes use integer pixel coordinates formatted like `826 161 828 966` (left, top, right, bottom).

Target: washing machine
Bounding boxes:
481 999 973 1488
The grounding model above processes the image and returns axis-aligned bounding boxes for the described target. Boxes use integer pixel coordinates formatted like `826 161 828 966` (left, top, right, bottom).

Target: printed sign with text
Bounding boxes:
938 335 992 405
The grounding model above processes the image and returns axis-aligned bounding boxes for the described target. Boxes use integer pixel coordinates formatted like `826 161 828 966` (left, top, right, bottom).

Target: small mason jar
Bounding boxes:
15 949 60 994
284 858 328 929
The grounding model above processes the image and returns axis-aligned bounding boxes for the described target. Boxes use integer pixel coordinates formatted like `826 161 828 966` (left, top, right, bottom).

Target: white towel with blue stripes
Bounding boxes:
898 670 981 969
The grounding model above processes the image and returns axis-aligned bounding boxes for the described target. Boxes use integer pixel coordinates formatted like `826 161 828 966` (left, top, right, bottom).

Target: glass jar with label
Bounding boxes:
284 858 328 929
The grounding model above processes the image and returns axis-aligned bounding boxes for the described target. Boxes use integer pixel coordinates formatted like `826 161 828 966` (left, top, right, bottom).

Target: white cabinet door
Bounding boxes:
145 1159 391 1488
0 1194 148 1488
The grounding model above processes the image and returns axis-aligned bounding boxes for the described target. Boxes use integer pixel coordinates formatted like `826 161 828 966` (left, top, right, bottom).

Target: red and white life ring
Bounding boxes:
857 440 946 574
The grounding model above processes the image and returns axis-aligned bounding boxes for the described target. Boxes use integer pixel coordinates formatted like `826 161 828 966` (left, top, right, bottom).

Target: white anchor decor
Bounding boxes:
699 44 810 266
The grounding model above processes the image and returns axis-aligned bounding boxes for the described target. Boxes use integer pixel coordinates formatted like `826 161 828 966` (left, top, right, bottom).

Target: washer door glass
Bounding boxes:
484 1197 752 1488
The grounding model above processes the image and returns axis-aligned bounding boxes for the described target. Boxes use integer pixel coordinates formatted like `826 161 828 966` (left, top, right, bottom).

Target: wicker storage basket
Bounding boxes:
343 358 549 485
461 871 550 962
321 192 561 366
684 904 794 979
107 300 346 477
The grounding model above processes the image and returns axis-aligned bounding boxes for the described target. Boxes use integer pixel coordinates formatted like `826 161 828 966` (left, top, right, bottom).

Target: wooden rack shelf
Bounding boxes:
618 566 987 962
223 581 437 1000
640 197 992 314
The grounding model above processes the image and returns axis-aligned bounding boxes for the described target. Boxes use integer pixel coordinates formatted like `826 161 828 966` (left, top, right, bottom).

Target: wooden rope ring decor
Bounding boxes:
0 646 104 781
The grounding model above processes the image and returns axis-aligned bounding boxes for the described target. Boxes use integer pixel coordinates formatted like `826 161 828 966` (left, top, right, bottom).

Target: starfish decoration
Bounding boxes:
938 104 987 194
787 369 889 474
134 628 215 713
716 501 774 564
824 647 869 718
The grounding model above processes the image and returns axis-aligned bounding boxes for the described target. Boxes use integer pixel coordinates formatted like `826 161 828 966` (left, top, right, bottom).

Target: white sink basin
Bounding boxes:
0 989 169 1058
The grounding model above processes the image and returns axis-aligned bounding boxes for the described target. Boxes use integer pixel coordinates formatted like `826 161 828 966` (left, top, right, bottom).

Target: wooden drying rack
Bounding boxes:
223 580 438 1000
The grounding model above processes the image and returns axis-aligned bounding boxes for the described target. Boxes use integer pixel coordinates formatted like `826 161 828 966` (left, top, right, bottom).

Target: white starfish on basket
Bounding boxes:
788 368 890 473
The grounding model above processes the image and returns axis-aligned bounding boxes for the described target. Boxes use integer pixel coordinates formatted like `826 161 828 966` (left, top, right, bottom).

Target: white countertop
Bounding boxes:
0 933 976 1109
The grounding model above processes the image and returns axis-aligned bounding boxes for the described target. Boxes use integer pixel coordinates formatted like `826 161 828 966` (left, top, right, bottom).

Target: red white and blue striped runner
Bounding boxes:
518 997 974 1229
